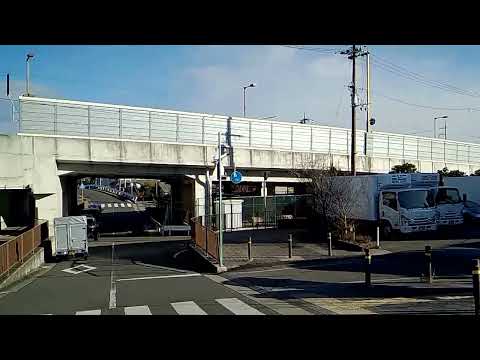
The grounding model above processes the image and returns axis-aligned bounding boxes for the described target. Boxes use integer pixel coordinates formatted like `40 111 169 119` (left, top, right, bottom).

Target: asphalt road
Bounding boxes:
80 189 154 234
0 238 275 315
218 235 480 315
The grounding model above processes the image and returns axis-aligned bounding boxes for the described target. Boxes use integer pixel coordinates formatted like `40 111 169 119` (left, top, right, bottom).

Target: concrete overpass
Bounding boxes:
2 96 480 231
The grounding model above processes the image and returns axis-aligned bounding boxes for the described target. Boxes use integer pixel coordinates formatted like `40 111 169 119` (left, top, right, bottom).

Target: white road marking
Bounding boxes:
124 305 152 315
436 295 472 300
108 203 112 208
101 204 105 208
116 273 201 282
173 249 188 259
76 309 101 315
171 301 207 315
120 203 125 208
133 261 194 274
127 203 132 208
216 298 264 315
114 203 119 208
205 274 312 315
109 242 116 309
62 265 96 275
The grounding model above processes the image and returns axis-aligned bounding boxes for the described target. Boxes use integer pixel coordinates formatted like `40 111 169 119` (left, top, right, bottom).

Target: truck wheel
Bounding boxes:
381 222 393 241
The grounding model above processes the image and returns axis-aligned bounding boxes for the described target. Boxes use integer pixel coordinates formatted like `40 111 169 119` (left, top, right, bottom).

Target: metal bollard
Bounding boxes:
288 234 293 259
473 259 480 316
328 232 332 257
365 248 372 287
376 226 380 248
247 236 252 261
425 245 432 283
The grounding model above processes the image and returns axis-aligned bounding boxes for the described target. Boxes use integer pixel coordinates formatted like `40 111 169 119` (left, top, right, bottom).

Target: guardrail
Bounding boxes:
82 184 137 203
18 96 480 167
0 220 49 278
190 216 218 261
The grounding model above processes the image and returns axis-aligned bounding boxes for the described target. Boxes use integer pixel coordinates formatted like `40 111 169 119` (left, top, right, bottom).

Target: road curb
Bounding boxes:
188 244 227 273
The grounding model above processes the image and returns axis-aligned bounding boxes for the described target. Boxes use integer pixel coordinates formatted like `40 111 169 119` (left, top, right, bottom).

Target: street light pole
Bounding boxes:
26 53 34 97
243 83 256 118
434 116 448 138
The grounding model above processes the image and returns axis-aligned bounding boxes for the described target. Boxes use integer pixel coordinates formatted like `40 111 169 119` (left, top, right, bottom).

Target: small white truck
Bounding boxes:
53 216 89 260
337 173 439 239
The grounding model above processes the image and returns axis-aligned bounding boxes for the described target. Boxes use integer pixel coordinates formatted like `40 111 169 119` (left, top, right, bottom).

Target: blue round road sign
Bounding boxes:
230 170 242 184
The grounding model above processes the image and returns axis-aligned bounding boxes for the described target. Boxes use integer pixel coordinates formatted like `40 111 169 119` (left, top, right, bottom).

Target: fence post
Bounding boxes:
248 236 252 261
472 259 480 316
6 242 9 272
424 245 432 283
328 232 332 257
376 226 380 248
365 248 372 287
288 234 293 259
32 229 35 255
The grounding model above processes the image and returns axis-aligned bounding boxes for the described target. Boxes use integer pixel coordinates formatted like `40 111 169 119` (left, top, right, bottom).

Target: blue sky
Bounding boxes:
1 45 479 143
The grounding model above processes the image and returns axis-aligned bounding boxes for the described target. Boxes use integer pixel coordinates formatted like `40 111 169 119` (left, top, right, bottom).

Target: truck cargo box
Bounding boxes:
53 216 88 258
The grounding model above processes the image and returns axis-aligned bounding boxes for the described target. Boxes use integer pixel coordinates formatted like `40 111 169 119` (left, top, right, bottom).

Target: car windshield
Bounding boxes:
436 188 462 204
398 190 434 209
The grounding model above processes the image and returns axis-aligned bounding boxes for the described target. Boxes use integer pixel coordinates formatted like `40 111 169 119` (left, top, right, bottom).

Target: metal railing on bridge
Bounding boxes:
18 96 480 167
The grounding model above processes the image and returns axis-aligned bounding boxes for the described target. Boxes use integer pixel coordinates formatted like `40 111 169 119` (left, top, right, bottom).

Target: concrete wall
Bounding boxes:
1 133 480 230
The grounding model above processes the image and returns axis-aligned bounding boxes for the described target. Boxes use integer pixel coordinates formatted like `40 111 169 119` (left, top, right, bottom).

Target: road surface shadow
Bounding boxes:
225 277 472 301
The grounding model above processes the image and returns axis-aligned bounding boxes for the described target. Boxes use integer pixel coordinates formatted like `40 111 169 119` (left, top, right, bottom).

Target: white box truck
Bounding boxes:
53 216 89 260
337 173 439 239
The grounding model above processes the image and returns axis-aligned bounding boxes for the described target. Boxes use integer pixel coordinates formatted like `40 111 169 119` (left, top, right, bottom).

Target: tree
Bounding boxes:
290 156 358 241
438 167 465 177
472 169 480 176
391 163 417 173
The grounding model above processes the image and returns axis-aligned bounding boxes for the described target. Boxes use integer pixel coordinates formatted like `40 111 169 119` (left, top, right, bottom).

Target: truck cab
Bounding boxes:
433 186 464 226
379 187 437 237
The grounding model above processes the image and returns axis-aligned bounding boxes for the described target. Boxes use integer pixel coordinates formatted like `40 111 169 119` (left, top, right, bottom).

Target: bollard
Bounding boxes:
247 236 252 261
288 234 293 259
365 248 372 287
376 226 380 248
473 259 480 316
425 245 432 283
328 232 332 257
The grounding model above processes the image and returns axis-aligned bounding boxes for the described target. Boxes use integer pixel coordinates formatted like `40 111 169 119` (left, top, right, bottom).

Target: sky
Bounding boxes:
0 45 479 143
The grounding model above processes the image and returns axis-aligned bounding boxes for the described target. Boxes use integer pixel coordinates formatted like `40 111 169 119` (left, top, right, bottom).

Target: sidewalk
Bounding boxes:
222 228 389 270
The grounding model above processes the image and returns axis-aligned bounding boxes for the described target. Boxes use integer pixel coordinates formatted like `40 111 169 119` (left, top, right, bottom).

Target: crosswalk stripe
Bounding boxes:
216 298 264 315
127 203 132 208
76 309 101 315
120 203 125 208
114 203 119 208
171 301 207 315
101 204 105 208
108 203 112 208
124 305 152 315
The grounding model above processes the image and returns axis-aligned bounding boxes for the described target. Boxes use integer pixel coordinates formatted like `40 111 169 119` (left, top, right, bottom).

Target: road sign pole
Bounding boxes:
218 132 223 268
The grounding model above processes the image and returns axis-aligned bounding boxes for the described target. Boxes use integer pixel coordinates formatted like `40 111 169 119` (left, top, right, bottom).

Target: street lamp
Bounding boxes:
434 115 448 138
26 53 34 97
243 83 256 118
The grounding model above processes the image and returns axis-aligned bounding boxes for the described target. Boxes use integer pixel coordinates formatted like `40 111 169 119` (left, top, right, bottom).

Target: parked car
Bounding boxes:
463 201 480 223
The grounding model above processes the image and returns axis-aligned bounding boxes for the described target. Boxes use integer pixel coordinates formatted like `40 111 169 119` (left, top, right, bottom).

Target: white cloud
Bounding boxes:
178 45 480 143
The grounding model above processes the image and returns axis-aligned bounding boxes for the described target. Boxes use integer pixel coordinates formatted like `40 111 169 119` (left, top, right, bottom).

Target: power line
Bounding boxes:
280 45 343 54
371 55 480 98
374 92 480 112
371 54 480 97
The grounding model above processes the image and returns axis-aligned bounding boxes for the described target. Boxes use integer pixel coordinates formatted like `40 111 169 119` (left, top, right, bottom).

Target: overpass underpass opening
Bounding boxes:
61 172 195 239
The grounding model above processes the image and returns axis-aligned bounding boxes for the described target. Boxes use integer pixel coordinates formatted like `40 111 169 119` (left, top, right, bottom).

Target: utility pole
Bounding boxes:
341 45 369 175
